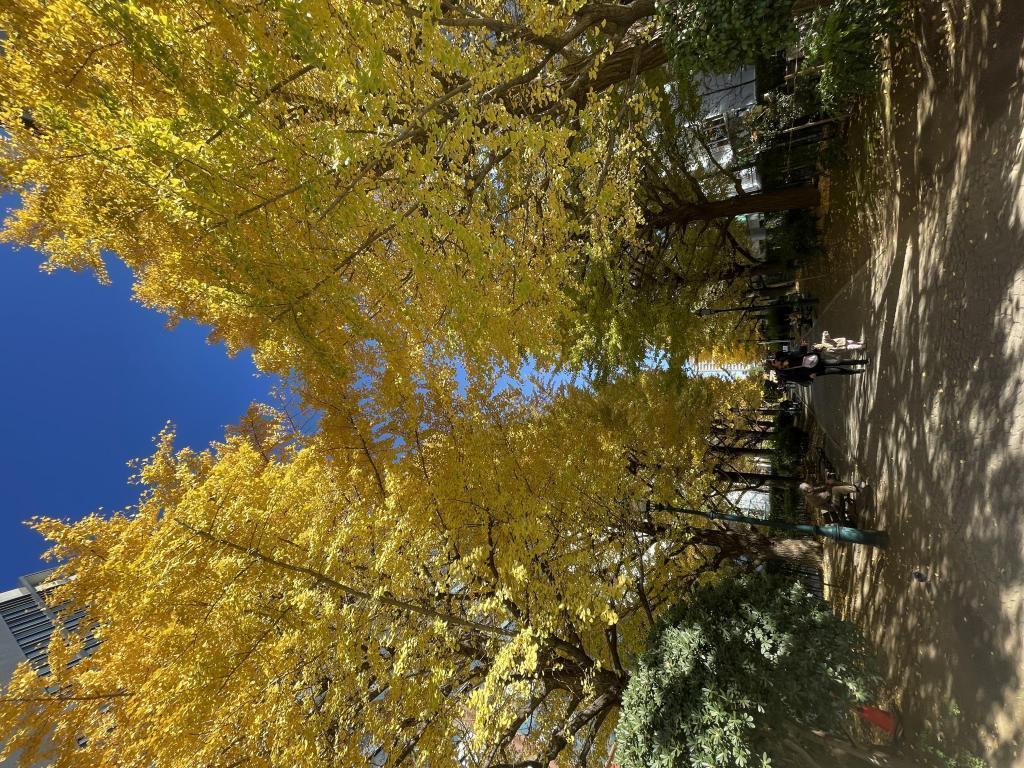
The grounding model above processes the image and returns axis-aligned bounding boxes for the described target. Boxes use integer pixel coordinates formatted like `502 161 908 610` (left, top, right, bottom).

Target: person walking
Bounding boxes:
799 478 865 524
776 340 869 369
816 331 866 357
768 351 867 386
799 479 860 510
778 333 868 366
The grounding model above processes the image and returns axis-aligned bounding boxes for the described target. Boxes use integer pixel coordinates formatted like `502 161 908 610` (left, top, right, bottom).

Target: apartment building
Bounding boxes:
0 570 98 768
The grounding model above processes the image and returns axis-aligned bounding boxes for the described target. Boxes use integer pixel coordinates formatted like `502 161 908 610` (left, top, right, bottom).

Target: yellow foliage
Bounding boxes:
0 1 773 763
0 0 666 436
0 373 740 767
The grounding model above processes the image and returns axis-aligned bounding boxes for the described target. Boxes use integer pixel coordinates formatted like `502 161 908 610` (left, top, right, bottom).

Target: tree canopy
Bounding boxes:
0 373 775 768
0 0 791 410
0 0 849 764
1 0 664 406
657 0 796 77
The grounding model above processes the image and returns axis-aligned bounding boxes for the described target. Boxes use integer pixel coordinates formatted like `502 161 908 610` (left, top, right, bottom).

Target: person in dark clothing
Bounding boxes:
773 346 868 369
769 349 867 386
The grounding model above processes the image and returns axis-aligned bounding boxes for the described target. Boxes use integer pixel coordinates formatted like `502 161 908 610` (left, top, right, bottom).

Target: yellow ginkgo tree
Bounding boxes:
0 0 779 415
0 372 777 768
1 0 662 409
0 0 806 762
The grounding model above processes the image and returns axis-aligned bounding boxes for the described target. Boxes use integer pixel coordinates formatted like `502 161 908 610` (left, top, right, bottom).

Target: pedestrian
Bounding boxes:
799 479 859 512
816 331 866 356
768 354 867 386
778 338 869 368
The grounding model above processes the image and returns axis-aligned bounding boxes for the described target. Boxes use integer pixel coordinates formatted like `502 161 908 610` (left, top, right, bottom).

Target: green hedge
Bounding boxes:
616 574 876 768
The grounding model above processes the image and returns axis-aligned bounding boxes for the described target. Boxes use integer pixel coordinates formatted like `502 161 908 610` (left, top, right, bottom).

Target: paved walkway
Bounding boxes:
803 1 1024 763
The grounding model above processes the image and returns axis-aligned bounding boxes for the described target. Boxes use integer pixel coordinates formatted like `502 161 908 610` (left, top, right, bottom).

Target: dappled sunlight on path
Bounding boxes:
805 0 1024 763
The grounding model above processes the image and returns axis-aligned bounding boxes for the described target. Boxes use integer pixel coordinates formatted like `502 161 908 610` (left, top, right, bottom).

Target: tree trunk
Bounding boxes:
711 445 776 458
567 36 668 103
711 427 775 441
745 283 797 301
692 528 821 568
716 468 801 488
650 183 820 227
734 261 797 280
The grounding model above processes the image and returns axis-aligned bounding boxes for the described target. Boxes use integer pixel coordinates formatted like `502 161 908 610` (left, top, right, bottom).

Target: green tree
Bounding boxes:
803 0 906 116
657 0 797 76
616 573 876 768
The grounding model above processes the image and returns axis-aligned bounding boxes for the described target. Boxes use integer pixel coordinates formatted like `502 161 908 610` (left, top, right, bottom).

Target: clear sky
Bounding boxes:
0 193 276 586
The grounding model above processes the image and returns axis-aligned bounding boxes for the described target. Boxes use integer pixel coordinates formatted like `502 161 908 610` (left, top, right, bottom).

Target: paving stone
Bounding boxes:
801 1 1024 761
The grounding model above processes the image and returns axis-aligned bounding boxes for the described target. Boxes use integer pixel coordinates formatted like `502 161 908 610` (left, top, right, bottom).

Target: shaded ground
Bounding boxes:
799 1 1024 764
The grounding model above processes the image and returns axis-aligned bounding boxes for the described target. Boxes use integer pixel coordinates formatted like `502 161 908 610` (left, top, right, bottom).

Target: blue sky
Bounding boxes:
0 195 276 585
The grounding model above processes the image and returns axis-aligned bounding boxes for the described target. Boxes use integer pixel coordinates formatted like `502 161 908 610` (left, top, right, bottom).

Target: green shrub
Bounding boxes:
761 209 821 265
803 0 906 116
658 0 797 77
616 574 876 768
918 700 991 768
771 417 807 472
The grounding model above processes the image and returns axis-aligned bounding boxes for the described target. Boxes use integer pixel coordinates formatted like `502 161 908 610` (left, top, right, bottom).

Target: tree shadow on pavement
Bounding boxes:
805 1 1024 763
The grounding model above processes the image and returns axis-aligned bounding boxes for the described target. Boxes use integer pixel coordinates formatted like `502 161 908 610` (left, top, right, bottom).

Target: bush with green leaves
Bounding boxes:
764 411 806 472
616 574 876 768
917 700 990 768
803 0 906 116
658 0 797 77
